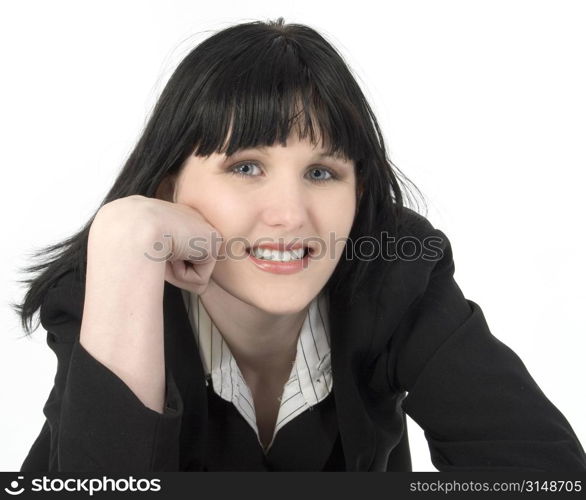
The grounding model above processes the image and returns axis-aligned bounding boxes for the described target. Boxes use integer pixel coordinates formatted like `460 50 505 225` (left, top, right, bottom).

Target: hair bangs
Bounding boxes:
189 37 367 164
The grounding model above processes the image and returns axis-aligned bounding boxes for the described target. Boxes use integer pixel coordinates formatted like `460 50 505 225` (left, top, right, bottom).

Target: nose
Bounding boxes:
258 178 308 230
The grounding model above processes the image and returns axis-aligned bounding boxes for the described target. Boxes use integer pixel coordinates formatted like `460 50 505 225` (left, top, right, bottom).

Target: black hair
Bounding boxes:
11 17 425 338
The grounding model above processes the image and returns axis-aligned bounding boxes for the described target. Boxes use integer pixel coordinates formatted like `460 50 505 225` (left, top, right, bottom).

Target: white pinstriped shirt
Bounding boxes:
180 289 333 453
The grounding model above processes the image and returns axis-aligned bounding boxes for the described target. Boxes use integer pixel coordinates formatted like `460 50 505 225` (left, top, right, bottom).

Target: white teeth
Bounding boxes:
250 247 306 261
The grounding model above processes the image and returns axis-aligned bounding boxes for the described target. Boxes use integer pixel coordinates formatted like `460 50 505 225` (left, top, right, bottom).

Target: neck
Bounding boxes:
198 279 310 377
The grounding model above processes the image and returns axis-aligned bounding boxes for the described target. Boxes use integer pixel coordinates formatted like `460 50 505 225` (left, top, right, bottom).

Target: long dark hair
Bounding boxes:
11 17 425 338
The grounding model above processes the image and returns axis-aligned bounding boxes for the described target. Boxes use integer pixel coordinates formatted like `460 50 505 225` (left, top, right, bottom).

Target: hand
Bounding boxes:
94 194 223 295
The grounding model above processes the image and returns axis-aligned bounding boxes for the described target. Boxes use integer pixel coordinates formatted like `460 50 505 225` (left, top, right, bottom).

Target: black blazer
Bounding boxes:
20 207 586 472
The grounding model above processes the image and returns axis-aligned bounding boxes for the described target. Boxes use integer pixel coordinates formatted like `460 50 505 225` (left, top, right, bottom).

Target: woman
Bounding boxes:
14 18 586 472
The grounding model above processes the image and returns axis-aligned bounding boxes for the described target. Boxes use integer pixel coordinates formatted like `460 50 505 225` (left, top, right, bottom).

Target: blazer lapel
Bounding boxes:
162 281 209 470
328 288 378 471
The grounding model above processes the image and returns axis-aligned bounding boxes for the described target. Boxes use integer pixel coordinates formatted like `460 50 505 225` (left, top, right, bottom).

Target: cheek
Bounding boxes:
320 190 356 232
203 194 241 222
331 202 356 260
194 189 253 255
179 180 245 225
314 219 355 266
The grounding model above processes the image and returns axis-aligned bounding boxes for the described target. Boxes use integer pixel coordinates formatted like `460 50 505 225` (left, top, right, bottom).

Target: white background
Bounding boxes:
1 0 585 471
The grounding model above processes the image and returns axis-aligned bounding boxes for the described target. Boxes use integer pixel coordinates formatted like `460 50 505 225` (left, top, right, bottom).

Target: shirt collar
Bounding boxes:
180 288 332 402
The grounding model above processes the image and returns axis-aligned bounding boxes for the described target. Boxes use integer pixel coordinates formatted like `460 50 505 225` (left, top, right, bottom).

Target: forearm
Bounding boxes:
79 212 167 413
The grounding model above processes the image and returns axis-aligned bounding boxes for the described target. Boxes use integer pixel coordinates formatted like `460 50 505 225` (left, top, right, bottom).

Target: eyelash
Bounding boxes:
229 161 339 184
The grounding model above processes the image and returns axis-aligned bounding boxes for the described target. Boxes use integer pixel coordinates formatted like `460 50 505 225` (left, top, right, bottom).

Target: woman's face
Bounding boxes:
170 133 357 315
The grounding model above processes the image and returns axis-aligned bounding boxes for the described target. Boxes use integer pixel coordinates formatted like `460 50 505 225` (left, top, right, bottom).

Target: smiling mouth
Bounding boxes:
245 246 314 260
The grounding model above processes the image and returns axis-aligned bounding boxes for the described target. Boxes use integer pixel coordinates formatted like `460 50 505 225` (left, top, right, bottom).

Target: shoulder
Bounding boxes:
395 206 439 239
396 206 450 265
373 205 451 273
356 206 454 302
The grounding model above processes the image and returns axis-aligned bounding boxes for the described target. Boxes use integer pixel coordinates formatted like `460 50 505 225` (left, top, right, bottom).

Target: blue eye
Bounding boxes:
231 162 262 178
229 161 338 184
307 167 334 183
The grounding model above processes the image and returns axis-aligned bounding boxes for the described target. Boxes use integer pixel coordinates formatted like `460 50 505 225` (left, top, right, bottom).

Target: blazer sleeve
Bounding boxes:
20 270 184 472
387 224 586 472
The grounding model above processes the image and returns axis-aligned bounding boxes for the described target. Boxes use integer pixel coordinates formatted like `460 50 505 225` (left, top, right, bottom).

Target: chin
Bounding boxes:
248 290 314 316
